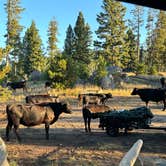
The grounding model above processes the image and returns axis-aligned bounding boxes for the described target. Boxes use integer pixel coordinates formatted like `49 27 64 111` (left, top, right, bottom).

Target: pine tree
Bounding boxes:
22 21 46 76
123 28 137 71
4 0 24 78
64 24 75 57
145 9 157 73
129 5 144 63
95 0 127 68
73 12 93 81
47 51 67 89
47 18 58 59
153 11 166 71
47 18 67 88
63 24 76 87
93 55 108 85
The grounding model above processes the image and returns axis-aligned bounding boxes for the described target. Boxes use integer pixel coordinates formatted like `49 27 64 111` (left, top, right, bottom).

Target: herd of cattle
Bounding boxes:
4 77 166 142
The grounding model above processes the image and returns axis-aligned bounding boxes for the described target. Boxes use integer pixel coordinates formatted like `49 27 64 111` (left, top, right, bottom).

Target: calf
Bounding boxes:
25 94 59 104
7 80 27 92
131 88 166 111
82 105 110 132
6 102 72 142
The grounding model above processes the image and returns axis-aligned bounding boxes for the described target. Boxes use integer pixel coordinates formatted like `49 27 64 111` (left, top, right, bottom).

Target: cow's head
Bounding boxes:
131 88 138 95
106 93 113 98
61 102 72 114
50 102 72 114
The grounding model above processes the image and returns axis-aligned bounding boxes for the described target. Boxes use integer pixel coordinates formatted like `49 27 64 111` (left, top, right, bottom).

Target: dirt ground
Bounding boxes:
0 95 166 166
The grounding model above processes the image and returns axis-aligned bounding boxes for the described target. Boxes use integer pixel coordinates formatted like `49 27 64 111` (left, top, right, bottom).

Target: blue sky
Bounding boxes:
0 0 150 51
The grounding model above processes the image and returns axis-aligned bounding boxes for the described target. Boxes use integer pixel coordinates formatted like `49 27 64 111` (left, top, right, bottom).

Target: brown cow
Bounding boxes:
82 105 111 132
25 94 59 104
78 93 112 106
6 102 72 142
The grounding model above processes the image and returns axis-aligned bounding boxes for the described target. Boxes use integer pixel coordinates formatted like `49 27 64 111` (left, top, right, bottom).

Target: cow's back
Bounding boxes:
25 95 58 104
85 105 110 113
137 89 166 102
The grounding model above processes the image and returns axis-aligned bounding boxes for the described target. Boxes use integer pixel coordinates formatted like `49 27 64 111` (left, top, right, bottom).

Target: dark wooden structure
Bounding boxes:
116 0 166 11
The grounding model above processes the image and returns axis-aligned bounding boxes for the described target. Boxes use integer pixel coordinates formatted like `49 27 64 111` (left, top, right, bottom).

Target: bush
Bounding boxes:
148 66 158 75
0 86 12 101
136 63 146 75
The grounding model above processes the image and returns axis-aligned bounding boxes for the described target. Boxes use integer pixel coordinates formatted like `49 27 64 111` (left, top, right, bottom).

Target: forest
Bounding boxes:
0 0 166 89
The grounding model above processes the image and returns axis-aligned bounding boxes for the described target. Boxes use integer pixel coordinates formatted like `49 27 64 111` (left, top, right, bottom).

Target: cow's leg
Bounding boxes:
145 101 149 107
13 124 21 142
83 116 88 132
83 109 88 132
87 117 91 132
163 100 166 111
45 123 50 140
6 121 13 141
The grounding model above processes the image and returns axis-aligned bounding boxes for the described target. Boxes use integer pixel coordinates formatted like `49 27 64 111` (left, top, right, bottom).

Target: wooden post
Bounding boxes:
119 139 143 166
0 137 9 166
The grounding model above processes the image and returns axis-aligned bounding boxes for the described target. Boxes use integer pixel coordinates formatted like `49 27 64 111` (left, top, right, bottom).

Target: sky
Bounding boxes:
0 0 152 51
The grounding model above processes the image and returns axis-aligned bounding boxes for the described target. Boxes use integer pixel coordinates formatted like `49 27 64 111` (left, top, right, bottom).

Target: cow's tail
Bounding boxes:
6 104 13 121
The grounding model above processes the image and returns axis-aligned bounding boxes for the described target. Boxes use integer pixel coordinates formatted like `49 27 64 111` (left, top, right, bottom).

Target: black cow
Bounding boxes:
82 105 110 132
131 88 166 111
25 94 59 104
160 77 166 88
7 81 27 92
6 102 72 142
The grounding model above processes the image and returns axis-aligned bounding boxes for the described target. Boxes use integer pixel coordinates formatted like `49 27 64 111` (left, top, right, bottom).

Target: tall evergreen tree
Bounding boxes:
4 0 24 78
48 51 67 89
63 24 76 87
22 21 46 76
123 28 137 71
95 0 127 68
153 11 166 71
145 9 157 73
64 24 75 56
129 5 144 63
73 11 93 81
47 18 58 59
47 18 67 88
